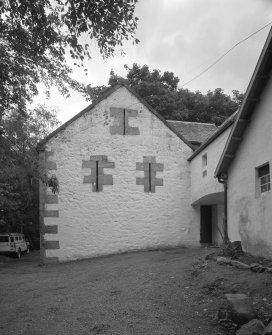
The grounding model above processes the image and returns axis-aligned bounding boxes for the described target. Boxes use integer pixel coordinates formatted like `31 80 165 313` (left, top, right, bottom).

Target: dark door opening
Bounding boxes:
200 205 213 244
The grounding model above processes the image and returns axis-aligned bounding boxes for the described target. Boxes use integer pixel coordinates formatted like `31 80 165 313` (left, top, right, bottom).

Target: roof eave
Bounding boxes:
215 27 272 177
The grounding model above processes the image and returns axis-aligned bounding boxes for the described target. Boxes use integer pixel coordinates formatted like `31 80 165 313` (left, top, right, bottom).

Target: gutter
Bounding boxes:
217 173 229 244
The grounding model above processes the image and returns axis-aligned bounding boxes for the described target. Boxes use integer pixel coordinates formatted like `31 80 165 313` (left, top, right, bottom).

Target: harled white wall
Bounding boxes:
189 123 231 246
43 87 199 262
190 127 231 205
228 77 272 258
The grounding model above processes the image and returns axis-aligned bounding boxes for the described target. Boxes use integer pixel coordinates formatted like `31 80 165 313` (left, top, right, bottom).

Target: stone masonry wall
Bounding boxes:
40 86 199 262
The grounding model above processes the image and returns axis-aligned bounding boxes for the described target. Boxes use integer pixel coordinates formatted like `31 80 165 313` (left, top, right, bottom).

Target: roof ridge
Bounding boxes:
36 84 195 151
188 112 237 161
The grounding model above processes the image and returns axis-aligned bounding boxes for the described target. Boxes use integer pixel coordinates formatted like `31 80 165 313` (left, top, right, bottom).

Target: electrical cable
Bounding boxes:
181 21 272 87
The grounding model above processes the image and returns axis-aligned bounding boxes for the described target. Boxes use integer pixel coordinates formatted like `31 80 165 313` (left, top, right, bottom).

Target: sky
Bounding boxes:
32 0 272 124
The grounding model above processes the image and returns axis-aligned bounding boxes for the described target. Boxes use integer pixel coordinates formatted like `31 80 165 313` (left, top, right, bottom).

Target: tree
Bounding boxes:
87 63 245 125
0 1 139 115
87 64 181 119
0 105 60 237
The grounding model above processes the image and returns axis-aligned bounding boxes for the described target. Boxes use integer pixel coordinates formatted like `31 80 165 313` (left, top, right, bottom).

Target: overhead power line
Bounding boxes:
181 21 272 87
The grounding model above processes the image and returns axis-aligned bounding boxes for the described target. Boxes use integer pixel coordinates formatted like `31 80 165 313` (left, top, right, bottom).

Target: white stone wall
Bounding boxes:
228 77 272 258
42 86 199 261
190 128 231 205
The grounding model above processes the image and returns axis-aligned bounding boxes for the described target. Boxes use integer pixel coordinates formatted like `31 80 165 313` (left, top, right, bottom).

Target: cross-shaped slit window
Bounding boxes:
82 155 115 192
110 107 139 136
136 157 164 193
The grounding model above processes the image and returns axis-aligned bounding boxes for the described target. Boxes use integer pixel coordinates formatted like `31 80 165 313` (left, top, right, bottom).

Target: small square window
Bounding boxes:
202 170 207 177
256 163 270 195
202 153 207 167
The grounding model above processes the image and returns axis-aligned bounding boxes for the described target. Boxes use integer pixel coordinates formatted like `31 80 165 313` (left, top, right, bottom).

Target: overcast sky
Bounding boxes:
33 0 272 123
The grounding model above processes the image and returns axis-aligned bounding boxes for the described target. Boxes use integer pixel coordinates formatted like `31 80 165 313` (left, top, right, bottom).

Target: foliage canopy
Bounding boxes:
0 0 139 115
0 105 60 235
87 64 244 125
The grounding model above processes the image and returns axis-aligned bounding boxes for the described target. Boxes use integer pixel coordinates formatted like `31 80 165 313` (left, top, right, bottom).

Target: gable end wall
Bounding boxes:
40 87 199 262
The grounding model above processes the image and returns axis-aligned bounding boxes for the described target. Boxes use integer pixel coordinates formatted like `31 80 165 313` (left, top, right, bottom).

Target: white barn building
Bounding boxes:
37 85 217 263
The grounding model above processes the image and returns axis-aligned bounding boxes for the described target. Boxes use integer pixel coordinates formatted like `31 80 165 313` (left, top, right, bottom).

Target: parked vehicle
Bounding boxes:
0 233 30 259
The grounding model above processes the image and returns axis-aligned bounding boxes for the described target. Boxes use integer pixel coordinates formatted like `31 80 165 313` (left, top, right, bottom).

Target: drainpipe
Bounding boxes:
218 173 229 244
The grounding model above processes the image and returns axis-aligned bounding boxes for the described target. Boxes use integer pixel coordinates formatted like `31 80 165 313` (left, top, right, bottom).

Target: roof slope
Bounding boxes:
188 111 238 161
37 84 195 151
166 120 217 144
215 27 272 178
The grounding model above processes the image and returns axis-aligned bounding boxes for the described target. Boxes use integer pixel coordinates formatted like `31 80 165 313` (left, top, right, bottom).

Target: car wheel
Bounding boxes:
17 248 21 259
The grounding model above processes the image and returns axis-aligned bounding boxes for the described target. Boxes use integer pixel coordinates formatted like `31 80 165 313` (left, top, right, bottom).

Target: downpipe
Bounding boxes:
218 173 229 244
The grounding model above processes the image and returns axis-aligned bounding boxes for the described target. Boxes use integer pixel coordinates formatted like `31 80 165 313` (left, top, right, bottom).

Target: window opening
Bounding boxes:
258 163 270 193
123 109 126 135
82 155 114 192
149 163 152 192
96 160 99 192
202 153 207 167
110 107 139 136
136 157 163 193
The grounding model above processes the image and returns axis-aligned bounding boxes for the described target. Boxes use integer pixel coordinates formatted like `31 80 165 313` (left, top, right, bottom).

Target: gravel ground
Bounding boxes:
0 248 225 335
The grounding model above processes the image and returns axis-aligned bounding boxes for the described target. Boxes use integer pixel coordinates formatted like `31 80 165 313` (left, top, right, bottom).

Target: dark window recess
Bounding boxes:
190 141 202 148
123 109 126 135
96 160 99 192
258 163 270 193
202 153 207 167
200 205 213 244
149 163 152 192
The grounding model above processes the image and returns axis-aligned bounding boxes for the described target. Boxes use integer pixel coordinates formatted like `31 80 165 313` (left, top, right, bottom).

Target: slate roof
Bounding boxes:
166 120 217 145
215 26 272 178
188 111 238 161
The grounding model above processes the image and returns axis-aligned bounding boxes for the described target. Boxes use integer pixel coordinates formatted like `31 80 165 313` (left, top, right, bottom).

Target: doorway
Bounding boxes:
200 205 212 244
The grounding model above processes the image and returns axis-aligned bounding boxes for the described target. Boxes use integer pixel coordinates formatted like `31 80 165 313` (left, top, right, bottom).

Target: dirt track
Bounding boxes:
0 248 226 335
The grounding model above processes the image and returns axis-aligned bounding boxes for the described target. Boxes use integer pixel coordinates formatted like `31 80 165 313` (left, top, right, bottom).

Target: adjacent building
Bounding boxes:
188 112 236 246
216 27 272 259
